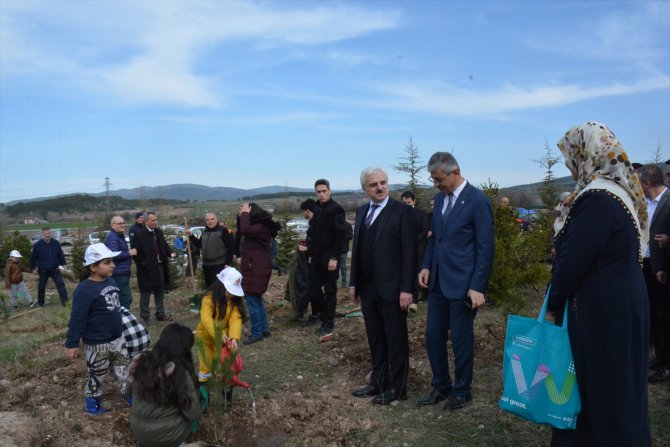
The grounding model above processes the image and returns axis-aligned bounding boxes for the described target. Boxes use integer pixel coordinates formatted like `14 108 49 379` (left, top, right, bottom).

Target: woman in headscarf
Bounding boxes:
548 122 650 446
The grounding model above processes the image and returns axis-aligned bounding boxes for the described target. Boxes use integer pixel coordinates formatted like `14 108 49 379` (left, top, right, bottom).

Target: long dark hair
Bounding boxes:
129 323 199 411
204 280 248 323
248 203 282 238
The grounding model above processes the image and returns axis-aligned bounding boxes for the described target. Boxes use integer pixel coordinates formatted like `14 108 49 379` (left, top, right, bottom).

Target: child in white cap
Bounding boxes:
195 266 247 407
64 243 130 415
3 250 36 311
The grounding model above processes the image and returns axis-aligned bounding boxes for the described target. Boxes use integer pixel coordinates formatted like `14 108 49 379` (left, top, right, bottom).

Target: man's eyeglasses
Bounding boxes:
428 171 454 185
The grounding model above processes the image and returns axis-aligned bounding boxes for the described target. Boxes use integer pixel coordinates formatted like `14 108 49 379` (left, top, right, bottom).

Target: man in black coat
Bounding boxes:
350 167 417 405
133 211 172 325
638 164 670 382
401 190 429 306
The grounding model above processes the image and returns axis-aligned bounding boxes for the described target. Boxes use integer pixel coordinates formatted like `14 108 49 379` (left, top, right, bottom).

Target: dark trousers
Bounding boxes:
203 264 226 289
37 269 68 305
643 258 661 352
139 267 166 320
112 273 133 310
307 253 338 322
426 277 477 397
359 280 409 392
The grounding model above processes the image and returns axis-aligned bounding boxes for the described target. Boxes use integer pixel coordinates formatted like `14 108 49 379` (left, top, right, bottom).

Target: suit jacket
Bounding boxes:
133 226 171 292
349 198 417 302
421 182 494 299
649 188 670 274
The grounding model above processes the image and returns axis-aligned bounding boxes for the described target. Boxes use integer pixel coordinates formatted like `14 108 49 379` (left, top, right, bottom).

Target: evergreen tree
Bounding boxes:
393 137 426 193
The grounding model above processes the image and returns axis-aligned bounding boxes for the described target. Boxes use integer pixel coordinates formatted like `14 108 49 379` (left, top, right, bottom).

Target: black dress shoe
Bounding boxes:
648 368 670 383
444 394 472 411
372 388 406 405
352 385 381 398
418 389 450 406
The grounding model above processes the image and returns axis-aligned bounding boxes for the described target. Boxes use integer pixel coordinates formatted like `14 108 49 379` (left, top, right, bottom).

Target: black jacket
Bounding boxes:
133 226 171 292
310 199 346 259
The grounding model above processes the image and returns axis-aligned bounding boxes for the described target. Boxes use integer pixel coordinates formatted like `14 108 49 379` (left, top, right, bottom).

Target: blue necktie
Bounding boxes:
443 193 454 217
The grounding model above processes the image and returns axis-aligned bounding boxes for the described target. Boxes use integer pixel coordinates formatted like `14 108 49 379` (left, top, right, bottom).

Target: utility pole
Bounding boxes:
104 177 111 214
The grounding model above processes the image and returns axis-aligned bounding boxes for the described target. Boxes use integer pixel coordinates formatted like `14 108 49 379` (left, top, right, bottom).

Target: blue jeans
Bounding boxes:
112 274 133 310
37 269 68 305
246 294 269 338
339 252 348 287
425 288 477 398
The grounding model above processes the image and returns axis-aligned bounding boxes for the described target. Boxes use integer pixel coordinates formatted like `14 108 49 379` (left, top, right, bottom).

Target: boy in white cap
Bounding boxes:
3 250 36 311
64 243 131 415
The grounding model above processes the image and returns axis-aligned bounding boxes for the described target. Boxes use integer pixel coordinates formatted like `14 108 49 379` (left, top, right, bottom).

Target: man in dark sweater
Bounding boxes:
186 212 234 288
308 179 346 337
29 227 68 307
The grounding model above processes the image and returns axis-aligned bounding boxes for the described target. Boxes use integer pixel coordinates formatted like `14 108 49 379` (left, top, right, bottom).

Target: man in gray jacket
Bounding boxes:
187 213 234 288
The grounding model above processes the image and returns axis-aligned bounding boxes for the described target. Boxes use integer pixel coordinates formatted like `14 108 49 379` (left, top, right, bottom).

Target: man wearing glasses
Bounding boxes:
418 152 494 411
105 216 137 310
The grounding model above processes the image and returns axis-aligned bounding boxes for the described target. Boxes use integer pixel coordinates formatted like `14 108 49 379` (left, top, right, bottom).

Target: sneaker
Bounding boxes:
11 305 20 312
317 320 334 337
303 315 320 327
156 314 173 322
243 336 263 346
141 318 151 327
29 300 37 308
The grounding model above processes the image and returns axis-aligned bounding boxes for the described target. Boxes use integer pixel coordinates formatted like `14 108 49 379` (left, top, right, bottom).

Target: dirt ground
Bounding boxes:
1 272 668 446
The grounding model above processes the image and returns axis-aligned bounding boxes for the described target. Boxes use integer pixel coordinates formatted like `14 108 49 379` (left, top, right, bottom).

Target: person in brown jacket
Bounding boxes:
4 250 36 311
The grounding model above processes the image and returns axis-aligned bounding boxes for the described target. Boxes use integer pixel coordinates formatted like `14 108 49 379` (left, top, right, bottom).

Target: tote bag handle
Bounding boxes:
537 285 568 330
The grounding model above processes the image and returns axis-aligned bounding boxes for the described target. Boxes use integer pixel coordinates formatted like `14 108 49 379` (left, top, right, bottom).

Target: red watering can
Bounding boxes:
220 340 250 389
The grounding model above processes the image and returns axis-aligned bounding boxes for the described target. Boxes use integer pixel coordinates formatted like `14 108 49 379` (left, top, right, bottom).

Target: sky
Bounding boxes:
1 0 669 203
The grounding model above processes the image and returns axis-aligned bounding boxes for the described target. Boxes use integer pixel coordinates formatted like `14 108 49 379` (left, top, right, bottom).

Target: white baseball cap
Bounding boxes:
84 243 121 266
216 267 245 297
9 250 22 258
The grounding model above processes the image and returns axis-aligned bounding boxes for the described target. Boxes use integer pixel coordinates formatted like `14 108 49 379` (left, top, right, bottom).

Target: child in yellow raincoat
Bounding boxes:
195 267 247 407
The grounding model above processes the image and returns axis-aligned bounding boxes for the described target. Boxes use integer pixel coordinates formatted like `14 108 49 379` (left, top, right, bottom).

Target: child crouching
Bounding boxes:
195 267 247 406
128 323 201 447
64 243 129 415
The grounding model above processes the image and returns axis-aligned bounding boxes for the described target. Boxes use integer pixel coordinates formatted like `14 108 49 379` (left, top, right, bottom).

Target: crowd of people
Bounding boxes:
4 121 664 446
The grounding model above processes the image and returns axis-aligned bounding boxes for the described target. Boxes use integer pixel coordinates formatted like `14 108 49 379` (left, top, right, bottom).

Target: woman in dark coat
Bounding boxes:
237 202 281 345
548 122 650 446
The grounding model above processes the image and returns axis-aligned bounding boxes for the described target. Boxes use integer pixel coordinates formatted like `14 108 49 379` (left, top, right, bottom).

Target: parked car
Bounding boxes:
286 219 309 240
88 230 130 246
30 229 75 246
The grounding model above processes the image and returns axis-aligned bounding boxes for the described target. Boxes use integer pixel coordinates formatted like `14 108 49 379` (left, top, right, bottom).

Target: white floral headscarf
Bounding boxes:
554 121 648 260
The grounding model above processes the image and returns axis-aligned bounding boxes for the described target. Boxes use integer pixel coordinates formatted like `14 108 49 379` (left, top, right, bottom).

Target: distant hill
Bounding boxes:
500 176 577 207
93 184 316 201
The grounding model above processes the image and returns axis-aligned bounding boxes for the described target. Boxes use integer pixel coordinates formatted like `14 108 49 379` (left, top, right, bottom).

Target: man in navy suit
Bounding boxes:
418 152 494 411
350 167 417 405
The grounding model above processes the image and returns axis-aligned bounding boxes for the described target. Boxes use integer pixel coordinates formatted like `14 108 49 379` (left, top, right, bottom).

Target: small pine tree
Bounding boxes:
274 217 298 272
393 137 426 193
70 229 88 280
481 179 550 313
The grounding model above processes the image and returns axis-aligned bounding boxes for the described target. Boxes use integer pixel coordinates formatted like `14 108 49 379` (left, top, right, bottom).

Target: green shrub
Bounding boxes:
481 180 550 313
0 231 32 272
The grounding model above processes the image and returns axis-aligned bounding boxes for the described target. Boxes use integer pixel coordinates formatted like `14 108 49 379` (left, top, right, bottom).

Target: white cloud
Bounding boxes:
369 75 670 117
0 1 401 107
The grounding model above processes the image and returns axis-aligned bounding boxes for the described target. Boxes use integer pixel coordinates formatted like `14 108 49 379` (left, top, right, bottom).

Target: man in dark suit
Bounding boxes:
350 167 417 405
418 152 494 411
133 211 173 326
401 190 429 308
637 164 670 382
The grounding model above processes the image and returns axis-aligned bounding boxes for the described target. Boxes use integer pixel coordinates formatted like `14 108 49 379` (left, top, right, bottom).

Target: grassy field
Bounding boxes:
1 275 668 446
